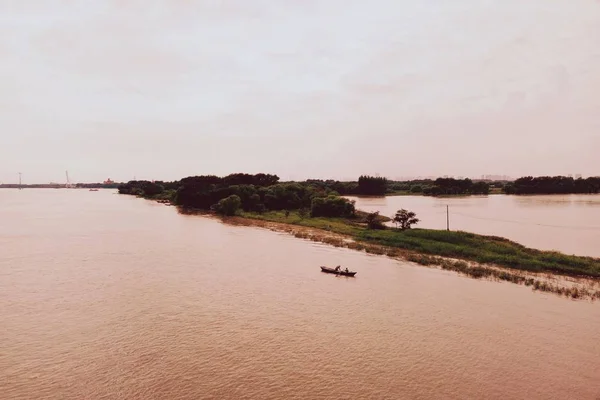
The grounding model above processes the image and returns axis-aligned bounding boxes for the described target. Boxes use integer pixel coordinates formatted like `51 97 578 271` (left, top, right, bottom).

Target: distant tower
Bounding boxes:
65 171 74 188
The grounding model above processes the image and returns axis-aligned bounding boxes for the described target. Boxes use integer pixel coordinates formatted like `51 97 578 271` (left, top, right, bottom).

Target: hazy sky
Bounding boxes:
1 0 599 183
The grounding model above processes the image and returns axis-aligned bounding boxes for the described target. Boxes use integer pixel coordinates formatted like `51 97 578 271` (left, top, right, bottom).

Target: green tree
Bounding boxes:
247 193 263 212
393 209 419 230
230 184 258 210
366 211 385 229
214 195 242 216
471 181 490 195
357 175 388 195
310 196 356 218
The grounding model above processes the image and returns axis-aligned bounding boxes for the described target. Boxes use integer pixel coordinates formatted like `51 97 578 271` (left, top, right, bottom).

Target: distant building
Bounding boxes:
104 178 114 185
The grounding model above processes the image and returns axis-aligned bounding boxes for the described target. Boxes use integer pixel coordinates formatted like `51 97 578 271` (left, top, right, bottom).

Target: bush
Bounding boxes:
389 183 410 192
366 212 386 229
213 195 242 216
311 196 356 218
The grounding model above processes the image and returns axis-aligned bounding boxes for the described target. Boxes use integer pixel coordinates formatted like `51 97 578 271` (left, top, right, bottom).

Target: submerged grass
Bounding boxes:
240 210 600 279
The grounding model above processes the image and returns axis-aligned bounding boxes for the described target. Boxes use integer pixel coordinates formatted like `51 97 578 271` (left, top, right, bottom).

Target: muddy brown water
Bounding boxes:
1 190 599 399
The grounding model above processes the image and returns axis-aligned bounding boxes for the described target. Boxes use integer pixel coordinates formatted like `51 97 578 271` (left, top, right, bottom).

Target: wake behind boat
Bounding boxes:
320 266 357 277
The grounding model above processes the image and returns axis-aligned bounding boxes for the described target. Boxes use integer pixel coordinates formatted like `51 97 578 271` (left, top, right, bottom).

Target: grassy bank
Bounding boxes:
239 210 600 279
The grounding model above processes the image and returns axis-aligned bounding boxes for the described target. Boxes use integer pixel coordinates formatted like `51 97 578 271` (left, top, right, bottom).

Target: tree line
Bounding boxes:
117 175 492 205
422 178 490 196
117 174 600 205
305 176 388 196
503 176 600 194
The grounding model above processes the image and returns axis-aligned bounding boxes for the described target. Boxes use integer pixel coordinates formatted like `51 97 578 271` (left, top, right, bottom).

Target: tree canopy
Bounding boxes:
119 173 357 218
393 209 420 230
504 176 600 195
422 178 490 196
310 196 356 218
213 195 242 216
357 175 388 196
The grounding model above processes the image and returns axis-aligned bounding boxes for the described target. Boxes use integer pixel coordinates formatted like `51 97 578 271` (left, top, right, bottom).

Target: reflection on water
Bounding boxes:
1 189 600 400
348 194 600 257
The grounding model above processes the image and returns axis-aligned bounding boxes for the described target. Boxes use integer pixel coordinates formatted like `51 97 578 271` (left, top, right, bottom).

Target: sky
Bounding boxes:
1 0 599 183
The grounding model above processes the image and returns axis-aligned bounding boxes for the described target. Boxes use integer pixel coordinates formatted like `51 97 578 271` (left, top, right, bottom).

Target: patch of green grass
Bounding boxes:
240 211 600 278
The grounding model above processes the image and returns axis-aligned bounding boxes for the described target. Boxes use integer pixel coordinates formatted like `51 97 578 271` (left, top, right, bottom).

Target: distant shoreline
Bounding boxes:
5 185 599 197
0 184 120 189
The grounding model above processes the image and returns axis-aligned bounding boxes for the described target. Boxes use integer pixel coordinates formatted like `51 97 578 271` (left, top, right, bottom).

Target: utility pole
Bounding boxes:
446 205 450 231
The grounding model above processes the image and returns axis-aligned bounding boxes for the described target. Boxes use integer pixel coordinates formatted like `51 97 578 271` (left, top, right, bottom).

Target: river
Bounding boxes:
348 194 600 257
1 189 599 399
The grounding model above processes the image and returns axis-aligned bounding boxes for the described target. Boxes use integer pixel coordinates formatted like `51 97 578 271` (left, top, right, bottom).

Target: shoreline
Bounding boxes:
175 204 600 301
229 215 600 301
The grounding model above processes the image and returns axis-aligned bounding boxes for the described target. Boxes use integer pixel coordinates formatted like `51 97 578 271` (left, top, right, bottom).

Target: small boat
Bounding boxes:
320 266 357 277
89 189 99 192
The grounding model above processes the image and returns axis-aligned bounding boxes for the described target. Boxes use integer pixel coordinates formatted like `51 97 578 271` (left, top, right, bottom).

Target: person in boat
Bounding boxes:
335 266 341 271
345 268 349 273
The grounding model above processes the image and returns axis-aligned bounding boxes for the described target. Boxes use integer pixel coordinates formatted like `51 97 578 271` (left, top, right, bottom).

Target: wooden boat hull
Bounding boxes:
320 266 357 277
